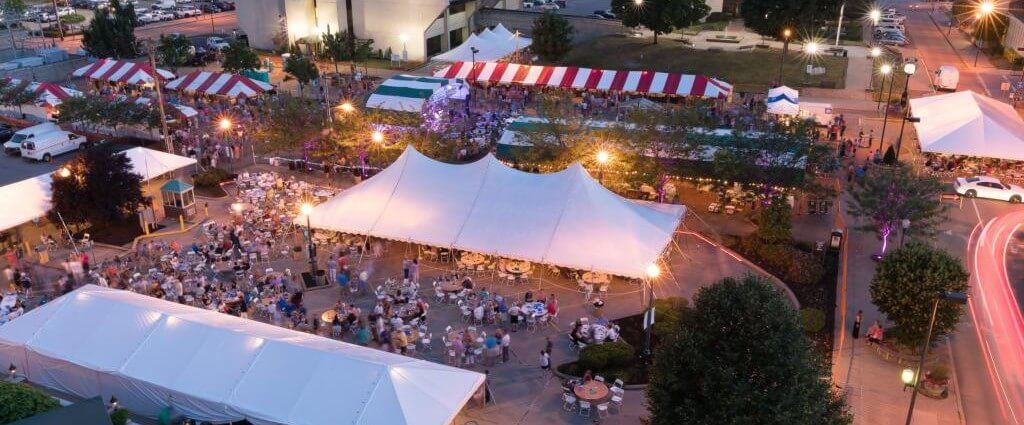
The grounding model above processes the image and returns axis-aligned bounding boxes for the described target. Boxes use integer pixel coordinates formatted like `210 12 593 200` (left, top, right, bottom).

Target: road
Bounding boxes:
19 11 237 53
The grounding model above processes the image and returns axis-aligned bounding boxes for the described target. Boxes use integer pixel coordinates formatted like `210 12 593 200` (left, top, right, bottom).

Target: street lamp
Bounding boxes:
901 368 915 390
643 263 661 355
876 63 892 112
58 167 71 178
219 117 232 131
300 202 319 285
904 291 968 425
633 0 642 5
371 130 384 143
596 150 610 183
869 47 882 90
778 28 792 85
877 61 903 150
973 3 994 67
339 102 355 113
892 62 916 162
802 41 820 84
869 9 881 26
231 202 243 215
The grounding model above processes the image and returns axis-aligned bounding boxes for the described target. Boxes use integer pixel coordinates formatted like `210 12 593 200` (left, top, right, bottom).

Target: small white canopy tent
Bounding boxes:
0 147 197 232
766 85 799 115
909 90 1024 161
0 285 484 425
366 75 452 112
302 146 685 278
433 25 528 63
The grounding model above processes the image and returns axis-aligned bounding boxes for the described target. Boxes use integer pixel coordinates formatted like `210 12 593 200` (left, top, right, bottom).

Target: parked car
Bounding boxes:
154 11 175 21
174 6 201 18
0 124 15 144
56 6 75 16
206 36 230 51
137 12 160 24
592 10 615 19
540 3 559 10
876 34 907 46
21 131 87 162
197 3 221 13
35 11 58 22
955 176 1024 203
211 1 234 11
5 124 60 155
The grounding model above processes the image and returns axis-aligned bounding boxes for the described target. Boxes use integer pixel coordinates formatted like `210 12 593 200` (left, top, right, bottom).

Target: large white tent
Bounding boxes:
909 90 1024 161
432 25 529 63
0 285 484 425
302 146 685 278
0 147 197 231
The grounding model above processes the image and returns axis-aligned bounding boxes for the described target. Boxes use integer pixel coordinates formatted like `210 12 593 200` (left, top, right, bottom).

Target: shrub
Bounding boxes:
110 408 131 425
0 382 59 423
799 308 826 333
192 168 231 187
738 238 825 286
578 341 635 371
652 297 688 341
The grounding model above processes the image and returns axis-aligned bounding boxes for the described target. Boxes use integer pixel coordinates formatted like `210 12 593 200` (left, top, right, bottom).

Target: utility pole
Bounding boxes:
50 0 64 41
148 50 172 154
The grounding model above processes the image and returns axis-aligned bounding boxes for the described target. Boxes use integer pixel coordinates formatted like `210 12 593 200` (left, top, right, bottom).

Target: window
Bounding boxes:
426 34 443 56
448 2 466 14
449 28 465 48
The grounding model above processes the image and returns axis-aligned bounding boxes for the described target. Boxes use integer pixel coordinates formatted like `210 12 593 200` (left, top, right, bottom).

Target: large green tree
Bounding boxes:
648 275 850 425
0 382 59 423
81 0 138 58
847 166 945 252
284 46 320 96
740 0 819 37
48 145 152 227
56 94 161 134
221 39 260 73
2 0 27 53
870 242 969 349
322 29 354 74
611 0 710 43
156 33 192 71
531 11 573 62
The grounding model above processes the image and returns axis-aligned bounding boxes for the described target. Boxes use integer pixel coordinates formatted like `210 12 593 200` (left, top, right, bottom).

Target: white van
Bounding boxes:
3 122 61 155
20 131 88 162
935 65 959 91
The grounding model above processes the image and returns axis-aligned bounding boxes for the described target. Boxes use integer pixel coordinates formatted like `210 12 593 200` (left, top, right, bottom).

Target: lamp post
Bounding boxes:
869 47 882 90
973 2 994 67
904 291 968 425
876 63 892 113
778 28 792 85
899 218 911 247
300 202 319 284
802 41 820 84
878 61 900 149
892 62 916 162
643 263 660 356
470 47 479 82
869 9 881 26
596 150 610 184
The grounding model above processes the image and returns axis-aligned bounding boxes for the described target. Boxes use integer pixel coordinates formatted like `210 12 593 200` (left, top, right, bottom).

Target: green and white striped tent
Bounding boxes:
366 75 451 112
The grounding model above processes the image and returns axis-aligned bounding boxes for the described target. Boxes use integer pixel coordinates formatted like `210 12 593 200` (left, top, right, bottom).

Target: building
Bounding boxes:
236 0 518 62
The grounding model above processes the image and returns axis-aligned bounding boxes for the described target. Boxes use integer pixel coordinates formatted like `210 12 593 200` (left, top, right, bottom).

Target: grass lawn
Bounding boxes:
555 35 849 93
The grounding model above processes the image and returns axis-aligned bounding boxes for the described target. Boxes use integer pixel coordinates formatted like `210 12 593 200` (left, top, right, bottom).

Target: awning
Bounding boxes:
0 285 484 425
72 58 175 85
365 75 451 112
134 97 199 118
165 70 274 98
909 90 1024 161
766 85 799 115
32 81 83 108
435 62 732 98
302 146 685 278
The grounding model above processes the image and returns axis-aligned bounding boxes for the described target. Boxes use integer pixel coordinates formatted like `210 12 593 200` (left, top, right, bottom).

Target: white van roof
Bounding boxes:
938 65 958 73
14 122 60 135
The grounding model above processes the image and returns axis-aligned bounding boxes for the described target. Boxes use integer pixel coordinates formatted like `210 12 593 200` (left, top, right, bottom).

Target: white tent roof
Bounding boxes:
365 75 450 112
0 147 197 231
909 90 1024 161
491 23 532 48
766 85 799 115
302 146 684 278
432 25 528 63
0 285 484 425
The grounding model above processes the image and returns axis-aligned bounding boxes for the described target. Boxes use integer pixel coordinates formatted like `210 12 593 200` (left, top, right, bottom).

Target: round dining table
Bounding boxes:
440 281 463 293
461 253 485 267
504 260 533 275
581 271 610 285
521 301 547 318
574 381 610 402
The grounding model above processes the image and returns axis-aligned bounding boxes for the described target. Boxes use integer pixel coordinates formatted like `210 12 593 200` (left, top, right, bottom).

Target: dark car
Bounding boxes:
211 1 234 11
0 124 14 144
197 3 221 13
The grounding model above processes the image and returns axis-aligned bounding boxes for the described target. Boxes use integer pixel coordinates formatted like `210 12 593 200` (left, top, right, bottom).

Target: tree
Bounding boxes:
60 13 86 25
252 93 325 154
0 382 59 423
48 145 152 228
611 0 710 43
156 33 192 71
81 0 138 58
322 29 354 74
752 196 792 244
221 39 260 73
2 0 27 54
847 166 945 252
739 0 818 37
284 46 320 96
870 242 969 349
531 11 573 61
648 275 850 425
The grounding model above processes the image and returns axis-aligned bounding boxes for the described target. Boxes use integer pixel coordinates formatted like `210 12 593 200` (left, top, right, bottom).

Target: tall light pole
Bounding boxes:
147 47 172 154
301 202 319 284
802 41 820 84
893 62 916 161
834 2 846 46
876 63 892 112
878 61 900 150
973 2 995 67
904 291 968 425
869 9 881 26
778 28 792 85
596 150 610 184
643 263 660 356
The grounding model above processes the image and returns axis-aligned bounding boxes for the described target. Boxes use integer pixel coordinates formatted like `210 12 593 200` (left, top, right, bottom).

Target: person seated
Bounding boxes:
582 369 593 382
462 276 475 290
594 316 609 327
524 291 534 303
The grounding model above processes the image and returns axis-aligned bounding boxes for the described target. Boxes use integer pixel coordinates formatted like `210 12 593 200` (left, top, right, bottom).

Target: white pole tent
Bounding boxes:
766 85 799 116
301 146 685 279
432 26 523 63
0 285 484 425
909 90 1024 161
490 23 532 49
0 147 197 232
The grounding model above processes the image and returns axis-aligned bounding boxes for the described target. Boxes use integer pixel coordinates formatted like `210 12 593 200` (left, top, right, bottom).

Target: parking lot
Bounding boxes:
19 0 236 38
0 143 73 187
520 0 614 18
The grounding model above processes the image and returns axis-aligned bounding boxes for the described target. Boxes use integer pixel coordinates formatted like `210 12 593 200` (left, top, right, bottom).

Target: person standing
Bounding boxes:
545 336 553 355
539 350 550 372
501 328 511 363
853 310 863 339
327 255 338 284
410 258 420 284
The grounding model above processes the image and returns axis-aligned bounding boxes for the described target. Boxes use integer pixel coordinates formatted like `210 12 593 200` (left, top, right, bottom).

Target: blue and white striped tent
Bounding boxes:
766 85 800 115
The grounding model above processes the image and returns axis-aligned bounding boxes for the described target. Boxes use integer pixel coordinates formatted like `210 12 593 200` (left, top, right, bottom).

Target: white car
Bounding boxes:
56 6 75 16
137 12 159 24
154 11 175 21
174 6 201 18
206 36 230 51
955 176 1024 203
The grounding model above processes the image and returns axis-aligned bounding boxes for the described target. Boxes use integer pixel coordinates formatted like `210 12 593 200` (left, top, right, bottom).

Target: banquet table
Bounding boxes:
460 253 485 267
321 310 337 323
574 381 609 402
447 327 480 346
581 272 610 285
521 301 547 318
440 281 463 293
504 260 532 275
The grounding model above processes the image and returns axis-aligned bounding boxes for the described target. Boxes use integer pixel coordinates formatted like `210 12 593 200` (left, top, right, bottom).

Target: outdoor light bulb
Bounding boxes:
869 9 880 22
646 263 660 279
871 47 881 57
880 64 892 74
372 130 384 143
901 368 915 385
58 167 70 178
300 203 314 215
783 28 792 38
904 62 917 75
805 42 819 54
980 1 994 14
339 102 354 113
219 118 232 130
597 150 610 164
232 203 243 213
633 0 642 5
400 33 409 43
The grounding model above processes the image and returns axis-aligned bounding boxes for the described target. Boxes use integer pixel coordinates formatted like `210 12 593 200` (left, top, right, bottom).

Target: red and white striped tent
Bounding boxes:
72 58 176 85
32 81 83 108
165 71 274 98
435 61 732 98
134 97 199 118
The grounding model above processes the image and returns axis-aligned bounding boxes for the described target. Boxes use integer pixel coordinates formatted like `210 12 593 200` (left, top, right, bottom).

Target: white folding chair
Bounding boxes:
597 402 610 418
562 393 577 411
578 401 591 417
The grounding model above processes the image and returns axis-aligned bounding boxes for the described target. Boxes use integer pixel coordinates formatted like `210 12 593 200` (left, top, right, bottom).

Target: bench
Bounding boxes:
706 35 742 44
